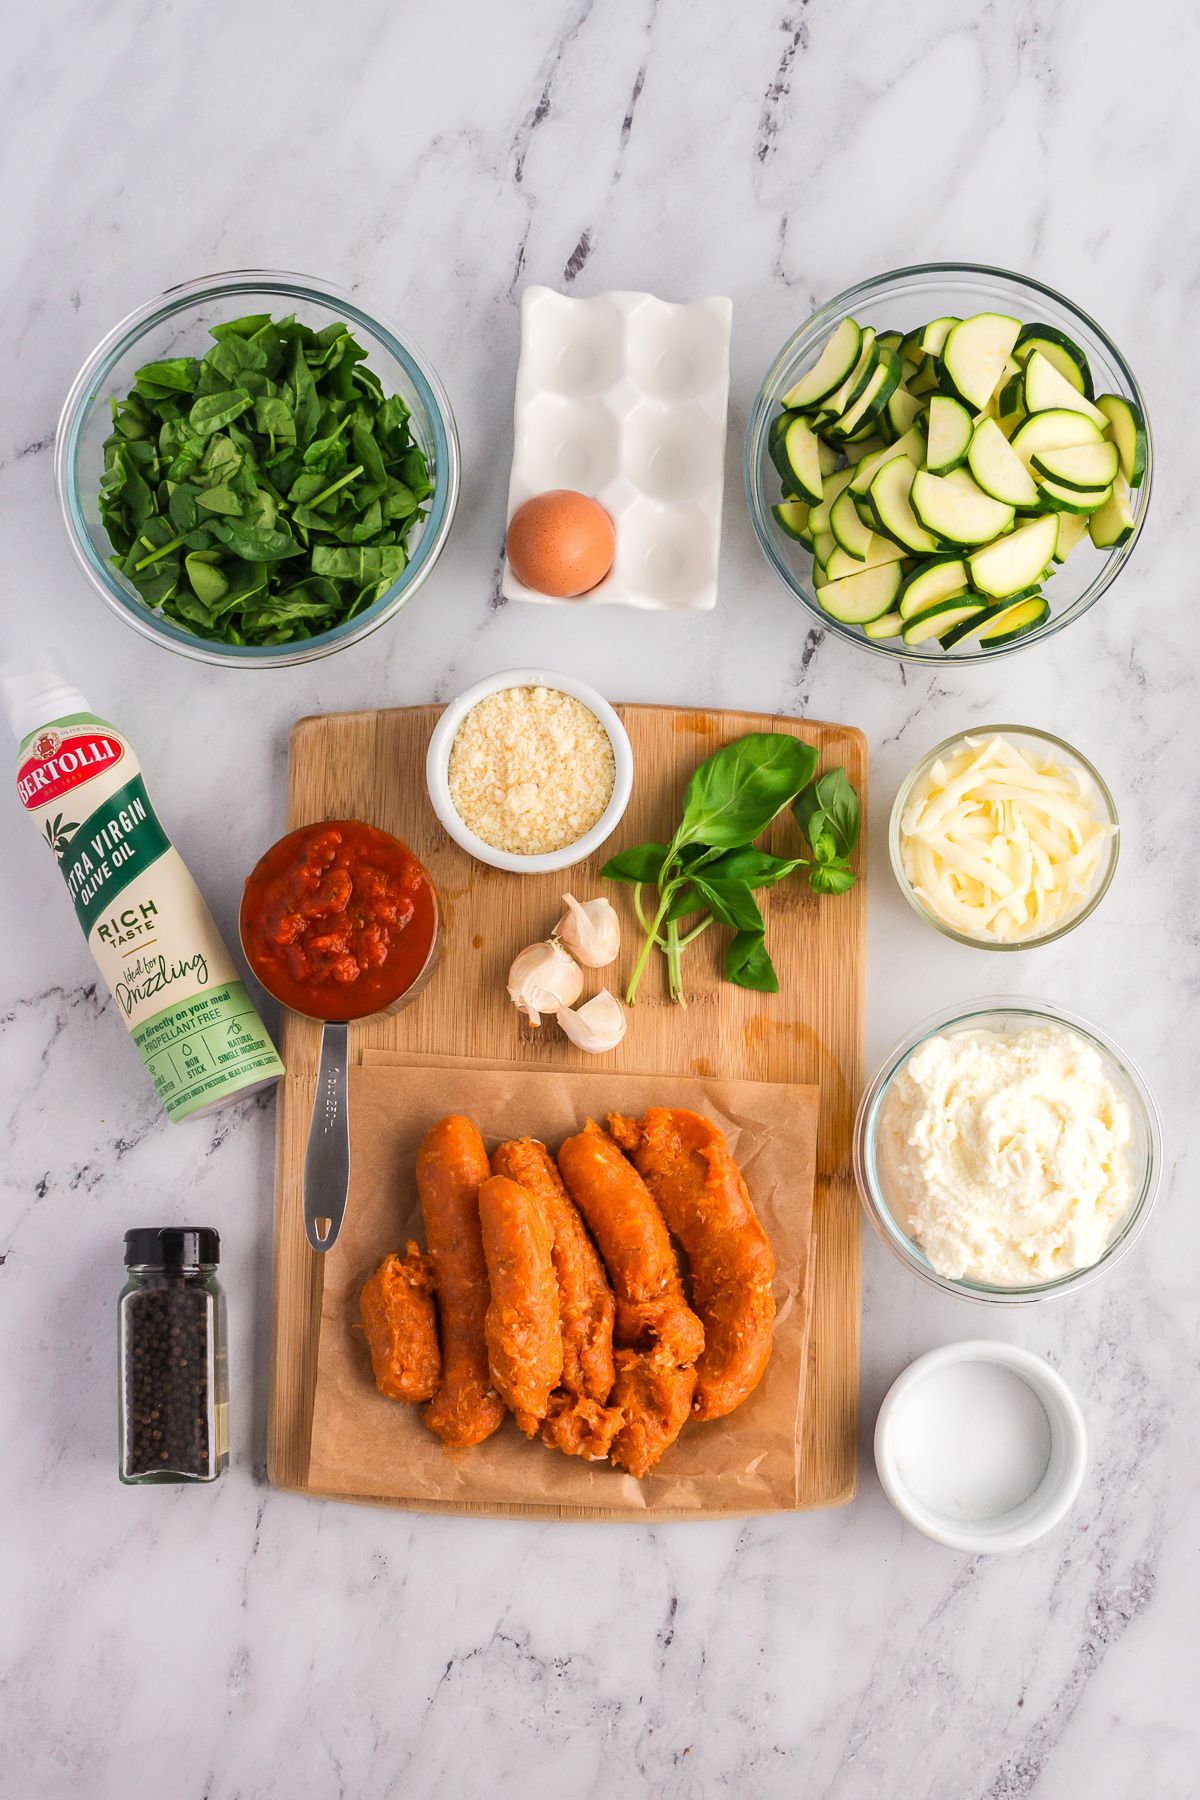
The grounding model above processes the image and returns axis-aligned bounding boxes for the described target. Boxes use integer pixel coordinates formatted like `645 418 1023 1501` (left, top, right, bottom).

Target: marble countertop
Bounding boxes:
2 3 1195 1796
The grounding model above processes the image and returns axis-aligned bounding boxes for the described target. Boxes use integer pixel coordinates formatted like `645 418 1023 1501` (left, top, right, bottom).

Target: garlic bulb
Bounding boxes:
556 989 627 1054
507 940 584 1027
554 893 621 968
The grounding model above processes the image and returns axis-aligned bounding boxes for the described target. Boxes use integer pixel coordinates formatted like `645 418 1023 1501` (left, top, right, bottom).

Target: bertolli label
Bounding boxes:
18 711 282 1121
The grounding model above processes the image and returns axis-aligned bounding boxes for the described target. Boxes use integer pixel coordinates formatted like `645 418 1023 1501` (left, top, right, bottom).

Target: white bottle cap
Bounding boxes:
1 649 91 745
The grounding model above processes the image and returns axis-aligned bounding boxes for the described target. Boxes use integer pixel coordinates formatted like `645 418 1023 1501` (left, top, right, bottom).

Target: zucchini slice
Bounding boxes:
1031 441 1119 490
827 347 902 441
1052 511 1088 563
863 609 903 639
1088 475 1135 549
825 536 907 580
807 465 856 536
822 327 879 421
885 384 926 439
1014 323 1094 399
925 395 973 475
782 416 825 505
911 467 1015 546
867 455 940 554
768 408 802 479
940 312 1022 410
849 425 926 496
899 326 928 366
876 330 904 356
920 316 960 358
898 555 970 620
771 500 811 541
841 432 888 467
901 597 988 646
1037 476 1112 514
817 439 841 476
1096 393 1147 487
973 593 1050 645
1010 408 1105 469
830 487 874 559
966 418 1040 508
967 514 1058 597
782 318 863 411
812 529 836 567
814 559 903 624
1023 350 1108 426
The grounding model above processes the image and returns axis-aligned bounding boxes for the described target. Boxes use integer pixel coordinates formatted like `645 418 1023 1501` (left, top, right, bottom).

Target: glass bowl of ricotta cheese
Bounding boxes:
855 997 1162 1302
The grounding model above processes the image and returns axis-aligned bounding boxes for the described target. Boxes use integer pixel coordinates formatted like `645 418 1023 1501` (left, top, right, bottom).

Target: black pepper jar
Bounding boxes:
118 1227 228 1485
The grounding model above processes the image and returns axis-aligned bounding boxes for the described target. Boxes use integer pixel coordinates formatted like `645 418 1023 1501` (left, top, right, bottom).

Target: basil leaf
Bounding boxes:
794 766 861 860
664 883 704 921
699 847 805 888
689 877 764 933
674 733 819 852
809 862 855 895
724 930 779 992
601 843 671 884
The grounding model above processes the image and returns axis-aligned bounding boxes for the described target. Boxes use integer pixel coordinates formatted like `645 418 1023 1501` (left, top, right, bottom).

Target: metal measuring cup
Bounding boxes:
240 821 439 1253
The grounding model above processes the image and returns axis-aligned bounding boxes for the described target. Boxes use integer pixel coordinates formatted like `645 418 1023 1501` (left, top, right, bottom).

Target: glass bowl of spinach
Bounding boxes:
56 270 459 667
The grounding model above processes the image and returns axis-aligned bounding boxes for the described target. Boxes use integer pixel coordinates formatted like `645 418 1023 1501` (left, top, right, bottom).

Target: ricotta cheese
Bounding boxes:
878 1023 1134 1285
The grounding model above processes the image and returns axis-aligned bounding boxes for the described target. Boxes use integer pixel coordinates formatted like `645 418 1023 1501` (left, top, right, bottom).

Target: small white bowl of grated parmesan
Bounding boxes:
426 668 634 872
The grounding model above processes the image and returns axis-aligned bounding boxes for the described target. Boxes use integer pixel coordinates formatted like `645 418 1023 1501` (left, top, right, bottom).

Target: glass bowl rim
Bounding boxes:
887 722 1120 950
743 259 1153 667
854 993 1163 1304
54 267 460 669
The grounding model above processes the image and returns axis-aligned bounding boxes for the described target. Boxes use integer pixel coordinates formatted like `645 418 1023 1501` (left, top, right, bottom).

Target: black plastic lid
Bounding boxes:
124 1227 220 1268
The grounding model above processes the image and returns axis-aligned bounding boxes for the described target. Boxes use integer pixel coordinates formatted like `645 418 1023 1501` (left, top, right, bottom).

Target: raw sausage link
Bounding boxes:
540 1391 624 1462
492 1137 615 1403
609 1353 697 1478
358 1242 440 1403
478 1174 563 1435
417 1115 506 1446
608 1109 775 1422
556 1120 704 1370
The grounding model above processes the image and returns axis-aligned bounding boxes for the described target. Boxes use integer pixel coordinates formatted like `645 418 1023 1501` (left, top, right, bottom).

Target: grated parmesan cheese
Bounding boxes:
447 685 616 855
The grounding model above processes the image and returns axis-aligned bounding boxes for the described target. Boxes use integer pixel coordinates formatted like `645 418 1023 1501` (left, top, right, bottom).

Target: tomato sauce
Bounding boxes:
240 820 437 1021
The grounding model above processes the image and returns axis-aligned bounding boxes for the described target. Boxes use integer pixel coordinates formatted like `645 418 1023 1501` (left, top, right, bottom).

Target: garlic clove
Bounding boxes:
508 940 584 1027
556 988 627 1054
554 893 621 968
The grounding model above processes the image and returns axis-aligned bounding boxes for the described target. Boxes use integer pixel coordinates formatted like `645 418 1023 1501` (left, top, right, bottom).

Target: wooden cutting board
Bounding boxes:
267 703 865 1511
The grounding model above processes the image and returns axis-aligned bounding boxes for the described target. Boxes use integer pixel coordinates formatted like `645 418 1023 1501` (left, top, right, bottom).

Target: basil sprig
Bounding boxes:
99 313 432 647
603 733 860 1003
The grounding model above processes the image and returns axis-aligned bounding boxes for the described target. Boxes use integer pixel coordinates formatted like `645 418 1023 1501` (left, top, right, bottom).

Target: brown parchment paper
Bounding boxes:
306 1059 819 1519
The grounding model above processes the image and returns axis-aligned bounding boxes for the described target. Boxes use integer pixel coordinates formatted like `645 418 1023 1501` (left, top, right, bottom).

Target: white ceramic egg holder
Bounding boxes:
501 286 733 612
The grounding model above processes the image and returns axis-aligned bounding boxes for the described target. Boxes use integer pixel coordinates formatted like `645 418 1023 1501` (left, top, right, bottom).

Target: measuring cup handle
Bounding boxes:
303 1021 350 1252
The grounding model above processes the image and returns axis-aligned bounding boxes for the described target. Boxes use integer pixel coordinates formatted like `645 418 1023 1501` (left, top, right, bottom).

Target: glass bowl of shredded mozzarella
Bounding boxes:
889 725 1119 948
855 998 1162 1303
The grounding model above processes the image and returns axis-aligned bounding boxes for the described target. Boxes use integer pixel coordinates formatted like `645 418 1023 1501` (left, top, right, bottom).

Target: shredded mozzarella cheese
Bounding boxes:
898 734 1115 942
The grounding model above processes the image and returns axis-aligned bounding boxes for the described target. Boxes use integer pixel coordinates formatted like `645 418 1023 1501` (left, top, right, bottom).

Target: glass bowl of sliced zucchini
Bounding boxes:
745 263 1151 661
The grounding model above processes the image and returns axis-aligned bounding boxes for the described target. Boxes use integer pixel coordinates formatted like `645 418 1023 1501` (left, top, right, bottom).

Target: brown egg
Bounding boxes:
506 490 615 598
